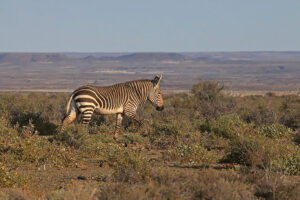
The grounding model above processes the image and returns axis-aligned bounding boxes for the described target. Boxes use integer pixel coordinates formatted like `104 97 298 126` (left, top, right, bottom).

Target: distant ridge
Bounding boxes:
82 55 99 61
2 51 300 64
0 53 68 64
110 53 189 62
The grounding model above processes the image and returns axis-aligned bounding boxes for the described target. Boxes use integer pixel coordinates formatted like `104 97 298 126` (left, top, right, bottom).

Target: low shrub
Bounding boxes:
196 132 230 151
279 96 300 129
150 168 256 200
0 162 27 187
276 149 300 175
166 144 217 166
0 119 79 168
88 114 115 134
101 144 151 182
223 134 299 174
1 137 79 168
0 190 30 200
52 124 89 149
258 124 293 138
253 171 300 200
240 103 278 126
191 81 236 120
149 121 184 148
10 112 58 136
45 182 98 200
199 115 248 139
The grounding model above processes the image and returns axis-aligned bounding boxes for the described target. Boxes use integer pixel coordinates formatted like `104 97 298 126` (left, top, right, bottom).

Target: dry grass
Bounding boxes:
0 81 299 199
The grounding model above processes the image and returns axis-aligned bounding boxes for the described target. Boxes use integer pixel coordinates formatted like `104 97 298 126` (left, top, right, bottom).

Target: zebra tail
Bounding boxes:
65 93 75 115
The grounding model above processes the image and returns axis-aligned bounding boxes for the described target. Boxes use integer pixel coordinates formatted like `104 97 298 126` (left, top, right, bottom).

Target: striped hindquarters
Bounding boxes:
71 85 129 123
72 86 101 124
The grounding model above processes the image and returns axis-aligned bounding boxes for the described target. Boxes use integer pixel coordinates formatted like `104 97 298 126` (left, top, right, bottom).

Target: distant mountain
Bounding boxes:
30 54 68 62
2 51 300 65
82 55 99 61
192 56 219 62
0 53 68 64
192 56 254 64
110 53 189 62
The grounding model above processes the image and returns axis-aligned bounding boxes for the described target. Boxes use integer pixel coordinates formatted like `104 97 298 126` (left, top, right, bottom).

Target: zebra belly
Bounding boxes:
95 106 123 115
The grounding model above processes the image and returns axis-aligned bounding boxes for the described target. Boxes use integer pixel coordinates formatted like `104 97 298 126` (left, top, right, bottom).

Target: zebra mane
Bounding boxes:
124 79 152 84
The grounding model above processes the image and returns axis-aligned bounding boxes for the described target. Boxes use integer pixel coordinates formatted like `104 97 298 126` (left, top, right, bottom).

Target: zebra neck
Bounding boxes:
126 81 151 103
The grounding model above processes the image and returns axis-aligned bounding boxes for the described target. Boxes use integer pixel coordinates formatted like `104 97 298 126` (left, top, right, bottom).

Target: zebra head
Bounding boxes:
149 75 164 111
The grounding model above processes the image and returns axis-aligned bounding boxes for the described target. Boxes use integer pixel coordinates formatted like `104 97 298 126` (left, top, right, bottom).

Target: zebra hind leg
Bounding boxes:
81 109 94 128
61 110 77 132
113 113 123 140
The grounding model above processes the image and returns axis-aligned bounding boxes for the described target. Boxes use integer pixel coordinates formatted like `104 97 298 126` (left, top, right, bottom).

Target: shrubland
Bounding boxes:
0 82 299 199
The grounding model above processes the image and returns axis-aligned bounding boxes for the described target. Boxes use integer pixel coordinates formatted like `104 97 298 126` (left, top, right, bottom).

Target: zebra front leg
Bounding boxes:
114 113 123 140
124 110 144 129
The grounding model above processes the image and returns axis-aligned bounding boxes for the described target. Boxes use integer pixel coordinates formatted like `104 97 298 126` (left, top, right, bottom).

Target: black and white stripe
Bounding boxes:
61 75 164 139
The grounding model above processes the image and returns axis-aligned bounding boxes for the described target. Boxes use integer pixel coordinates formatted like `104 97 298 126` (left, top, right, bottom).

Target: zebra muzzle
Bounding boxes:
156 105 164 111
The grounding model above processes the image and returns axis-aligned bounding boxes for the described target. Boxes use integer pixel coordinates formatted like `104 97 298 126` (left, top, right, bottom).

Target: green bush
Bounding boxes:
153 121 181 137
167 144 216 165
199 115 248 139
149 121 183 148
274 149 300 175
0 119 79 168
224 134 299 174
0 93 67 124
101 144 151 182
279 96 300 129
52 124 89 149
0 162 27 187
1 136 79 168
241 103 278 126
258 124 293 138
88 114 115 134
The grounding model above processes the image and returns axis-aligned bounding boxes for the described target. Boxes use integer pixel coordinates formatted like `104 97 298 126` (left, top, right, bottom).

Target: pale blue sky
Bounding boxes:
1 0 299 52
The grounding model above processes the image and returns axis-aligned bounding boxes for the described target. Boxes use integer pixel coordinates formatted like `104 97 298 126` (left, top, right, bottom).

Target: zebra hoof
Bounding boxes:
113 132 125 140
141 132 148 137
113 135 119 140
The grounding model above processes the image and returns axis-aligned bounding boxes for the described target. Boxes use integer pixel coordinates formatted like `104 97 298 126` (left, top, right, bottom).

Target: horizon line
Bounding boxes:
1 50 300 54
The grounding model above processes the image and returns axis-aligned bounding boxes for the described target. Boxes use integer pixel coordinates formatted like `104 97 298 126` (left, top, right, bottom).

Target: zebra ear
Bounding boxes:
152 75 162 87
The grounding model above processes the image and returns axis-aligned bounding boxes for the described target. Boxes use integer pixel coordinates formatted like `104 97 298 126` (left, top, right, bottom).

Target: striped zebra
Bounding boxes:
61 75 164 139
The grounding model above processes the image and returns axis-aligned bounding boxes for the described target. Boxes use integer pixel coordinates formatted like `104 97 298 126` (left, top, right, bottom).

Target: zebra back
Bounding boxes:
72 79 154 111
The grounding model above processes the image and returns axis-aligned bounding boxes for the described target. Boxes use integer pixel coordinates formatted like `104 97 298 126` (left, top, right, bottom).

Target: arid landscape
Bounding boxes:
0 52 299 93
0 81 299 199
2 0 300 199
0 53 299 199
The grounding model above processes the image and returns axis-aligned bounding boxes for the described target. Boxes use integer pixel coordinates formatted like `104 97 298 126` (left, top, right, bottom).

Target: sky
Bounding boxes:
0 0 300 52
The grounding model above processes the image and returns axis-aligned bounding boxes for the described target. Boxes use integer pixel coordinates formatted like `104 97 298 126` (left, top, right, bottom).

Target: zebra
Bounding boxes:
61 75 164 139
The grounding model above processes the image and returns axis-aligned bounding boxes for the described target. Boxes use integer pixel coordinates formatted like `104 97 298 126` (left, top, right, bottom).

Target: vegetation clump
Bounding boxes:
101 144 151 182
0 162 27 187
258 123 293 138
223 134 299 174
199 115 246 139
52 124 89 149
168 144 217 165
